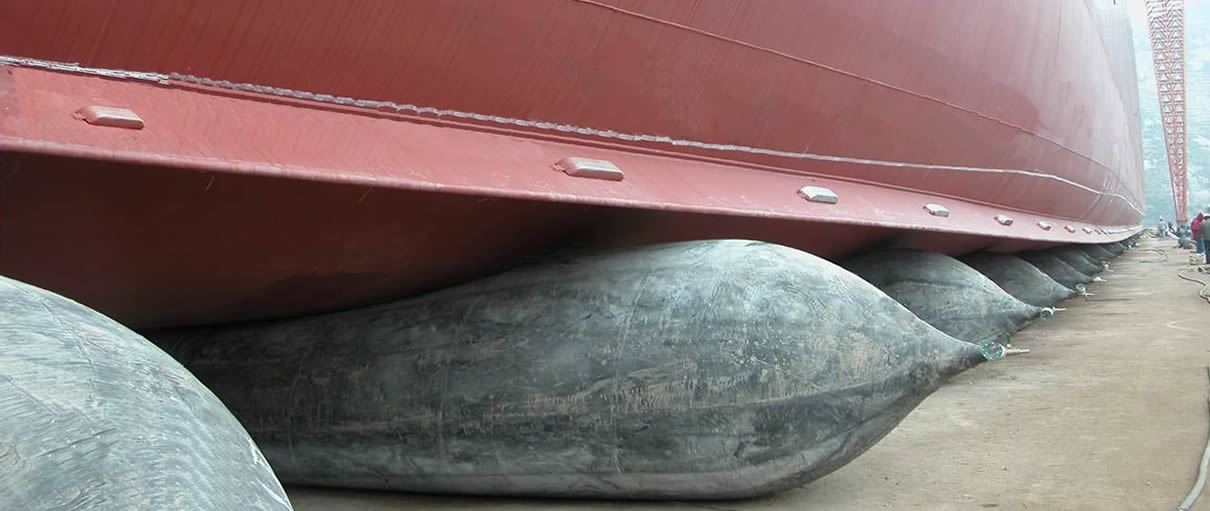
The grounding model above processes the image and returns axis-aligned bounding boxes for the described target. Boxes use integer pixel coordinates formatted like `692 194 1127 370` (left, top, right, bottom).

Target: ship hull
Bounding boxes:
0 0 1144 327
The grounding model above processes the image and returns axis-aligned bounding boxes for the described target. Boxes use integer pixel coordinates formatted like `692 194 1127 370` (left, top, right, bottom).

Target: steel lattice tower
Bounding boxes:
1146 0 1188 223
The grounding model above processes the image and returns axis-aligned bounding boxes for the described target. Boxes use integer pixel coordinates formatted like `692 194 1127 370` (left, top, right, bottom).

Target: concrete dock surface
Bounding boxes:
288 238 1210 511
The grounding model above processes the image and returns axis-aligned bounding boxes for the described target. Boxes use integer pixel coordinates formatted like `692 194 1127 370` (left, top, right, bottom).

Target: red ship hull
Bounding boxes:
0 0 1144 327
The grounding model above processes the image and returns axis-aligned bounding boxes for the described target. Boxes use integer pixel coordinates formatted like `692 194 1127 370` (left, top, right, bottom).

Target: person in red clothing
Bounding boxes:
1194 213 1206 259
1201 212 1210 264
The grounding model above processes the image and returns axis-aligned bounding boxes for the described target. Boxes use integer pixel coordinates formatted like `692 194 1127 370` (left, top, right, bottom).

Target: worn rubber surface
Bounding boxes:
1102 242 1125 256
1078 244 1114 262
1046 246 1104 275
842 250 1043 344
1018 252 1094 291
0 276 291 511
959 253 1075 308
154 240 988 500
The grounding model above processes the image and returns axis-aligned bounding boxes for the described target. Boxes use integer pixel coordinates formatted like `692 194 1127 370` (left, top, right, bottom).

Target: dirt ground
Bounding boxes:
288 238 1210 511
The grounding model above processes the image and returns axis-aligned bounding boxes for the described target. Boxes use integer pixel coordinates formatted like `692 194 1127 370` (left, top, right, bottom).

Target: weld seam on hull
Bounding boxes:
0 137 1144 243
568 0 1135 196
0 55 1142 216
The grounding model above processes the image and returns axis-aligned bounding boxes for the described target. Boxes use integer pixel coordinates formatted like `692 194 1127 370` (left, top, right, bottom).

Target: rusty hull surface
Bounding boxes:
0 1 1144 327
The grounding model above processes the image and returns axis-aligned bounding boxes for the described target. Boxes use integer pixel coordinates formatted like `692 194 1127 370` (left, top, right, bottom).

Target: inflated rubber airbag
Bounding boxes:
843 250 1044 344
0 276 291 511
155 240 991 500
1018 252 1093 291
960 253 1075 308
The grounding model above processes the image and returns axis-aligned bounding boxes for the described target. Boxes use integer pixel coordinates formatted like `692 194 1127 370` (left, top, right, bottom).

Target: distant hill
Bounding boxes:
1132 0 1209 224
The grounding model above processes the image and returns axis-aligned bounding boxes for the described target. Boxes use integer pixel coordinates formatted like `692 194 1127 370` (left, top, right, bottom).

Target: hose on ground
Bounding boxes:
1176 366 1210 511
1176 270 1210 305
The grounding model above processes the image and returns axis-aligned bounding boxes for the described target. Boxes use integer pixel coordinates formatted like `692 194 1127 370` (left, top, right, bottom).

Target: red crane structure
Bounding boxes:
1146 0 1188 223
